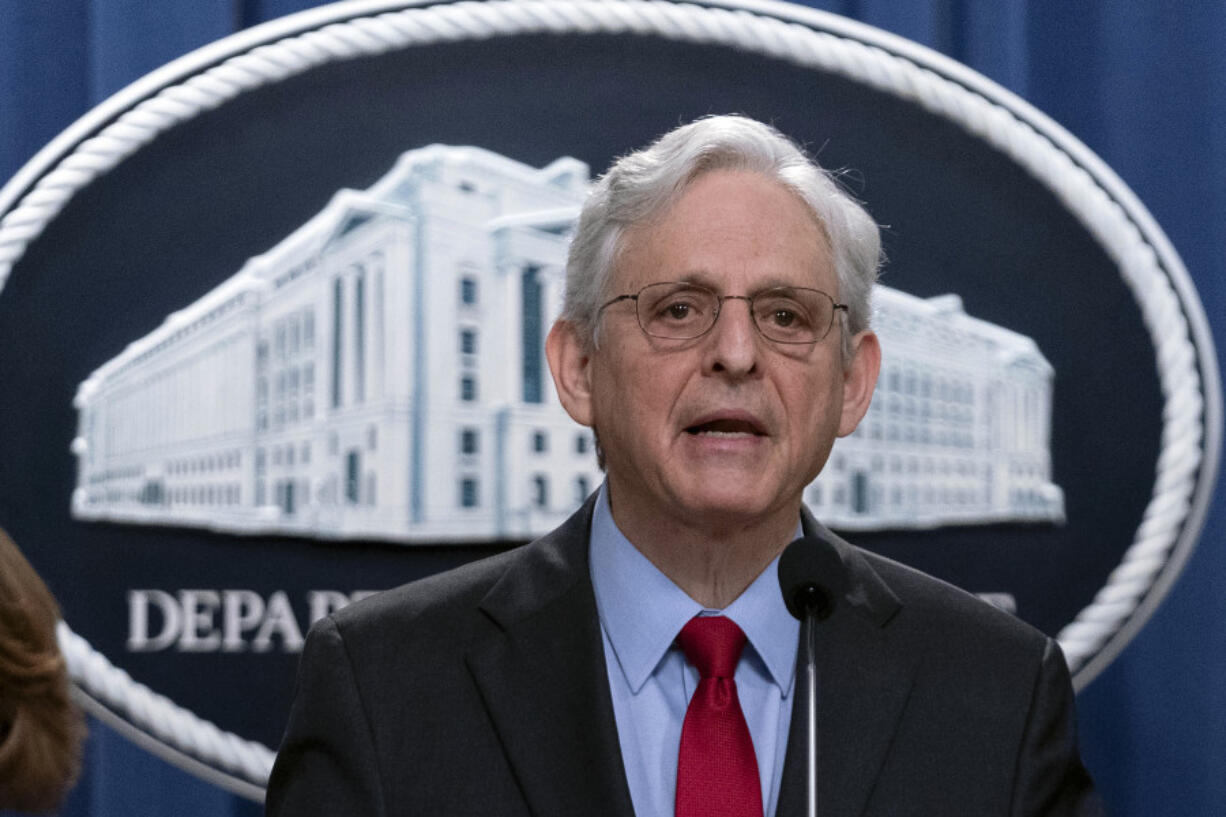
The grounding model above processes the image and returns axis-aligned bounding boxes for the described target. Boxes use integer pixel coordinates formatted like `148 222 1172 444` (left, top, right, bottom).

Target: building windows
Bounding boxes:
289 315 301 357
532 430 548 453
332 277 343 408
460 376 477 402
532 475 549 508
521 266 543 404
287 368 300 423
345 450 361 504
274 371 287 428
368 424 377 451
275 480 296 515
303 309 315 351
460 478 479 508
574 475 590 504
460 328 477 356
575 434 589 455
303 363 314 419
852 473 870 514
460 428 479 455
460 277 478 306
355 267 366 403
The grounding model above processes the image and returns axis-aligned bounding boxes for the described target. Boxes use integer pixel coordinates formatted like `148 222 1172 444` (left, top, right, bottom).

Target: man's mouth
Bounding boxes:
684 418 766 437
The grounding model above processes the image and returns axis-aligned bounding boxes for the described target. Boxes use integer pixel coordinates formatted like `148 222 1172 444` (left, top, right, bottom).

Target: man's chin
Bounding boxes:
668 483 798 527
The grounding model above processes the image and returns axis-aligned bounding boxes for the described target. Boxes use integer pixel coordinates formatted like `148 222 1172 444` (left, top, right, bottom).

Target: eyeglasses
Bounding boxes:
598 281 848 344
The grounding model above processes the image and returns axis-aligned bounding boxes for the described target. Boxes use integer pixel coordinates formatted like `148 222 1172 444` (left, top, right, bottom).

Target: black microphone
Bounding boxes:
778 536 846 817
778 535 846 622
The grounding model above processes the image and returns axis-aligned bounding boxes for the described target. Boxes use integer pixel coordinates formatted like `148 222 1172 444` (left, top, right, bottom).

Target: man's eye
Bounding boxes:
763 302 812 327
770 309 797 327
655 299 705 322
665 302 693 320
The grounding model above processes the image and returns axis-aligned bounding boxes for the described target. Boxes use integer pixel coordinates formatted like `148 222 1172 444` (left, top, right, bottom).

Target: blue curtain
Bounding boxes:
2 2 1223 815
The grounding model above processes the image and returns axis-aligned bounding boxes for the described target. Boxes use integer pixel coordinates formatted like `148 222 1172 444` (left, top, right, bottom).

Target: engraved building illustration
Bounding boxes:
71 145 1063 541
807 288 1064 529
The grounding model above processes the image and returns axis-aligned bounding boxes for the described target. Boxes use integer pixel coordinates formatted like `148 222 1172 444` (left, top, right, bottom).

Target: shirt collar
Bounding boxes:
589 482 800 696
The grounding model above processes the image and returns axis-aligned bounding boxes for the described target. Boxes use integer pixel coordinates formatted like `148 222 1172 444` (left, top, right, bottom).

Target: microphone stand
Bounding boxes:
802 607 818 817
779 536 843 817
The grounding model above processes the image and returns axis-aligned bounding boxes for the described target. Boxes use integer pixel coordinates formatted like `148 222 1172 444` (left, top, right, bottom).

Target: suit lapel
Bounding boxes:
777 519 917 817
465 501 636 817
463 502 918 817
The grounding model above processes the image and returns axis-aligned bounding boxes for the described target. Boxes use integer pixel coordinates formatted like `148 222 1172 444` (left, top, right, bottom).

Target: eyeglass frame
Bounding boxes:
596 280 849 345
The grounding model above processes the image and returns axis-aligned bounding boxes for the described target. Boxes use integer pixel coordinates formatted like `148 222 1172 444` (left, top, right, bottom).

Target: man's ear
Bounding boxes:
546 319 595 428
838 330 881 437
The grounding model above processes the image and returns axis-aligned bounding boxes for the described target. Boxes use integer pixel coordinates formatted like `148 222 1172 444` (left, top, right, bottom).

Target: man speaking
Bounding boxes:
267 115 1101 816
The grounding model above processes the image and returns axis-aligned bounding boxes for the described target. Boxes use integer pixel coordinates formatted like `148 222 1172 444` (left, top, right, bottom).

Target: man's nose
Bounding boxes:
704 296 760 378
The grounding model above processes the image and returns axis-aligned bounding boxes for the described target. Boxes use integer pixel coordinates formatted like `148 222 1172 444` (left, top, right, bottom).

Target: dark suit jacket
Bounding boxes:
266 498 1102 816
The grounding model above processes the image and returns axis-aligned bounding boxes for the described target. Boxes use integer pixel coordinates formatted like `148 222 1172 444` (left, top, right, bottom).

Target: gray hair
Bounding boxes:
562 115 881 357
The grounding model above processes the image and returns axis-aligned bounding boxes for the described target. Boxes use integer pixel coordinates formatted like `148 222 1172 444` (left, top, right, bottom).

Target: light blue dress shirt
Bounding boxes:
589 484 801 817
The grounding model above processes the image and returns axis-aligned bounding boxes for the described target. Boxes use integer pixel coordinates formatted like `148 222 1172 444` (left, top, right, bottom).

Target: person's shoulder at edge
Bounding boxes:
0 528 87 813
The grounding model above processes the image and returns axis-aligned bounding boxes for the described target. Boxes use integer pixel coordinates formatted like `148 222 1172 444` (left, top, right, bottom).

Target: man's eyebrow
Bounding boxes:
674 271 714 286
626 271 714 291
672 272 815 292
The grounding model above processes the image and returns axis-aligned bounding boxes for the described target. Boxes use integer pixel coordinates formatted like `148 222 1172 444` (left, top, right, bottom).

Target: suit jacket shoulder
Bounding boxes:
783 515 1102 817
267 496 636 817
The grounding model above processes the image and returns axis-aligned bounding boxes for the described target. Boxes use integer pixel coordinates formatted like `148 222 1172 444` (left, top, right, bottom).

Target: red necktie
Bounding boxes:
675 615 764 817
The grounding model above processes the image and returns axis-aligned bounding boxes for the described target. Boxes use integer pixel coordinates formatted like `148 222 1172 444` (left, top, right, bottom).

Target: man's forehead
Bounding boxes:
610 232 837 296
609 172 835 287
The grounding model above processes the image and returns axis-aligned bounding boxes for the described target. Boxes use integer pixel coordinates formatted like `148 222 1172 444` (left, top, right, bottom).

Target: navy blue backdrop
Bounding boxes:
1 2 1223 816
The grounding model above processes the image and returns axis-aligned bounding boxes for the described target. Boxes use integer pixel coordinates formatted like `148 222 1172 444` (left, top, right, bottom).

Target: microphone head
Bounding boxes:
778 536 847 621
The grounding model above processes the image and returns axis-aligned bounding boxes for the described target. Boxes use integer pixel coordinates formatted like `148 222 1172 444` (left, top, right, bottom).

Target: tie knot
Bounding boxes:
677 615 747 679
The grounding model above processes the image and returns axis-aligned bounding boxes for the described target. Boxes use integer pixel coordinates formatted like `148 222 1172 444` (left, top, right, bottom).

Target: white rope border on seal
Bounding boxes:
57 620 276 788
0 0 1206 789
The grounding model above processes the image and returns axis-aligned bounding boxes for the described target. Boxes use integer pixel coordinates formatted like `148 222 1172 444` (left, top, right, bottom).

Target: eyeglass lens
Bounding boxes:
635 282 835 343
